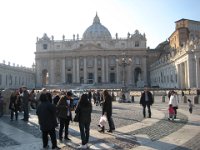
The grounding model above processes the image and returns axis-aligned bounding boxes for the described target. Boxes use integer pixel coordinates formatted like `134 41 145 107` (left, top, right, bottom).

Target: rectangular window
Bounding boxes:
135 41 139 47
43 44 48 49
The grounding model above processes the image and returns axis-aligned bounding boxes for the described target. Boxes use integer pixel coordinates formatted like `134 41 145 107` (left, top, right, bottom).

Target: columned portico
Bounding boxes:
116 61 119 84
105 57 109 83
76 58 80 83
102 57 105 83
50 59 55 84
61 58 65 83
72 58 76 83
35 14 147 88
94 57 97 83
84 57 87 83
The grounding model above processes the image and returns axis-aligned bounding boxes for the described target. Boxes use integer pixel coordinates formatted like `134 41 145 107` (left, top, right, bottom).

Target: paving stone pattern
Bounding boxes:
0 132 20 147
130 112 188 141
173 132 200 150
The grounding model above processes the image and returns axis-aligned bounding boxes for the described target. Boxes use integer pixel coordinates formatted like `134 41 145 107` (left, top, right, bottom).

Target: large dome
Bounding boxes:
83 14 112 40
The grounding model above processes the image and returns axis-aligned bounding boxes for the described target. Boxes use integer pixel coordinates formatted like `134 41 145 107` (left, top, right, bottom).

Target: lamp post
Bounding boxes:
116 52 132 92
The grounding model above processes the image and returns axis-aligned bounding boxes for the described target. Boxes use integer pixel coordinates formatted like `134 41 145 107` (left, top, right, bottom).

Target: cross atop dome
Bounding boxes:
93 12 100 24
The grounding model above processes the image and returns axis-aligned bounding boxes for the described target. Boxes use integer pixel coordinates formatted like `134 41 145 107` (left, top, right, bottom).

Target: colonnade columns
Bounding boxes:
127 64 132 85
116 60 119 84
101 57 105 83
180 63 184 88
61 58 65 84
84 57 87 84
50 59 55 84
105 57 109 83
187 57 193 88
143 57 147 84
195 56 200 88
72 58 76 83
177 64 181 88
94 57 97 83
76 58 80 83
36 60 42 87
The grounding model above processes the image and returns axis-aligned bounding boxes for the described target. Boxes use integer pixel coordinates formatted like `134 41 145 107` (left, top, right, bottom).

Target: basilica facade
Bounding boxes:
35 15 200 89
35 14 147 89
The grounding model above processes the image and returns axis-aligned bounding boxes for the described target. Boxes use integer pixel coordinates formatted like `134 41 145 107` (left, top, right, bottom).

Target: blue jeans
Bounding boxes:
79 122 90 145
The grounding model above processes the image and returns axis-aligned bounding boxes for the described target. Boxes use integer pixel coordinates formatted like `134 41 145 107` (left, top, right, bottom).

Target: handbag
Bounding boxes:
73 113 80 122
99 115 107 127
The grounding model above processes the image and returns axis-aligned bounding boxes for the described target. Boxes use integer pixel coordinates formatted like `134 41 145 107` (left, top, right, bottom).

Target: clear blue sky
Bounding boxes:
0 0 199 67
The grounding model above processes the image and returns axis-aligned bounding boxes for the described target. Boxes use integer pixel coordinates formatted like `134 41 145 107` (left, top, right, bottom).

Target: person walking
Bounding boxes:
9 90 20 121
75 94 92 149
140 86 154 118
21 86 30 121
56 91 73 141
36 93 60 149
98 90 115 133
188 99 193 114
169 91 179 119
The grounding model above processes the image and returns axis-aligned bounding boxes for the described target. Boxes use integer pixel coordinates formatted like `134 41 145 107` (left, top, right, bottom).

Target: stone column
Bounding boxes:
116 59 119 84
177 64 181 88
84 57 87 84
102 57 105 83
50 59 55 84
106 57 109 83
143 57 147 84
76 58 80 83
61 58 65 83
128 63 132 85
72 58 76 83
94 57 97 83
195 56 200 88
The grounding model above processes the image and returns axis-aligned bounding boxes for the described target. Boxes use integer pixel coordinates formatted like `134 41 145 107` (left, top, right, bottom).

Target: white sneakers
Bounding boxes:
77 144 88 149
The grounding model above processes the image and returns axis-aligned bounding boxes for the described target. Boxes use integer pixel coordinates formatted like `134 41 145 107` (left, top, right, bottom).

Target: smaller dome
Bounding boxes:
83 14 112 40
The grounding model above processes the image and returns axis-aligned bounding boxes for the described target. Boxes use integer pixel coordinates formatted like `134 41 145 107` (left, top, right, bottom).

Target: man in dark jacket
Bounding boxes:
21 86 29 121
140 86 154 118
36 93 60 149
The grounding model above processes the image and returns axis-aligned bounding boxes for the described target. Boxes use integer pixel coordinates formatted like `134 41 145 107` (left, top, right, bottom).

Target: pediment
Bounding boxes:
75 43 103 51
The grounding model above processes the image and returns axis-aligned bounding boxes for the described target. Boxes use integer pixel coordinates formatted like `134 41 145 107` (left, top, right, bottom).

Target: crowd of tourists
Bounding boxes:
1 85 196 149
6 86 115 149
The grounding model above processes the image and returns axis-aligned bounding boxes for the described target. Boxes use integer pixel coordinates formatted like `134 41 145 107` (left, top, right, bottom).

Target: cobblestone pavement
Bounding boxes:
130 112 188 141
0 132 20 147
0 98 199 150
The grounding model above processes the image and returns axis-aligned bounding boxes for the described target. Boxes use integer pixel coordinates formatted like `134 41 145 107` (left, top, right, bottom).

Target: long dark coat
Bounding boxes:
56 96 72 121
36 101 57 131
9 93 20 111
102 94 112 117
140 91 154 106
75 102 92 123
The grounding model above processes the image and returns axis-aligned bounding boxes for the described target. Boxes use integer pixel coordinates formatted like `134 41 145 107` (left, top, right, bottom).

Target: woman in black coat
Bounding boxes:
99 90 115 133
75 94 92 149
36 93 60 149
